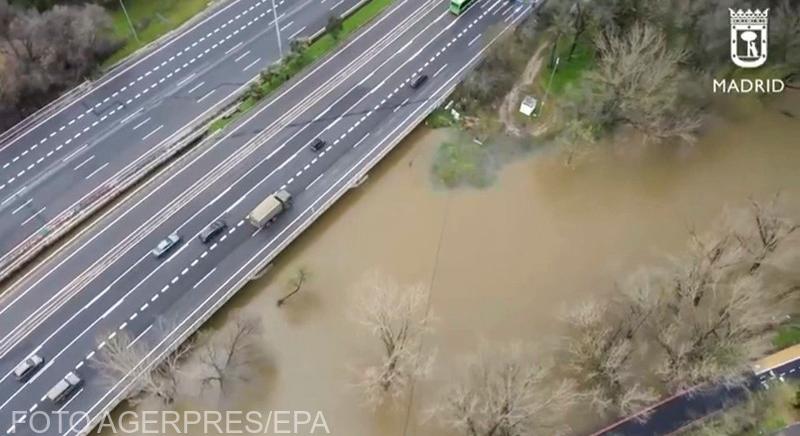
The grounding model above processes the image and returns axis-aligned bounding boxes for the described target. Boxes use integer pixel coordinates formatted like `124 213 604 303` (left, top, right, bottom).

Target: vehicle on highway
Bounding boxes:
199 220 227 243
310 137 326 152
13 354 44 381
247 190 292 227
450 0 476 14
46 372 82 404
410 74 428 89
151 233 181 258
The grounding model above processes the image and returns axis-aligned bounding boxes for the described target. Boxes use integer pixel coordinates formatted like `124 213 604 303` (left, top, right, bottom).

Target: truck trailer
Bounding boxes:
247 190 292 227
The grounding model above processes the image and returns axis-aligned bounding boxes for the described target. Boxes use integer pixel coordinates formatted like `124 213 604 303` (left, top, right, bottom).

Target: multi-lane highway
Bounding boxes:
0 0 533 434
0 0 364 280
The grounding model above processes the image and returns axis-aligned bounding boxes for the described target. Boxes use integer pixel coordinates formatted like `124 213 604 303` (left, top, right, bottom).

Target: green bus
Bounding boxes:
449 0 476 15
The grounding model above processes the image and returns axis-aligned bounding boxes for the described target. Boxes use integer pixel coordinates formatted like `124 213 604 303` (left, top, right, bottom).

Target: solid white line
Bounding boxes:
468 33 482 46
305 173 324 191
61 144 89 163
234 50 251 62
197 89 216 102
243 57 262 71
331 0 344 9
187 81 206 94
433 63 448 77
288 25 307 40
224 41 243 55
142 125 164 141
131 117 152 130
11 199 32 215
118 108 143 126
352 132 370 148
175 72 197 88
73 155 95 171
280 21 294 31
19 208 45 227
193 268 217 289
85 163 109 180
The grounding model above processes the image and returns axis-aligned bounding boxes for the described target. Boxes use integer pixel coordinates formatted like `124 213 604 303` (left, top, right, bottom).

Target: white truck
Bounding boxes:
46 372 82 404
247 190 292 227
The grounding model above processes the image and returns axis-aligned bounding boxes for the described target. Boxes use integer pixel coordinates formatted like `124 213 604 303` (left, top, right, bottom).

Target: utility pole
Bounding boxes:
119 0 140 43
538 56 559 116
270 0 283 57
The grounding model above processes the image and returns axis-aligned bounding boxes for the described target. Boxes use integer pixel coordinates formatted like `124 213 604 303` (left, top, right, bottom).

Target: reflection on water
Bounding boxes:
166 95 800 435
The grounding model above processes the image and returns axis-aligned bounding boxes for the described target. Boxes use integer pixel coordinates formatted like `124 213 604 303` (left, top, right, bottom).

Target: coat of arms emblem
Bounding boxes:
729 8 769 68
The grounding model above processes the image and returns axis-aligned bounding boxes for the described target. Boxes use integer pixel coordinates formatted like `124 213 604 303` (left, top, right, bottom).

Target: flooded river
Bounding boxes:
160 94 800 435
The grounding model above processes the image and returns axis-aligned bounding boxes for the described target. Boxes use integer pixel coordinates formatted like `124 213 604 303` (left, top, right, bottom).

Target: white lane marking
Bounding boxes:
193 268 217 289
433 63 448 77
305 173 324 191
331 0 344 9
288 25 307 40
280 20 294 31
175 72 197 88
85 162 109 180
118 108 144 125
353 132 371 149
197 89 216 102
234 50 251 62
187 81 206 94
127 325 153 349
142 125 164 141
131 117 152 131
468 33 482 46
61 144 88 163
20 208 46 227
11 199 33 215
243 57 262 71
73 154 95 171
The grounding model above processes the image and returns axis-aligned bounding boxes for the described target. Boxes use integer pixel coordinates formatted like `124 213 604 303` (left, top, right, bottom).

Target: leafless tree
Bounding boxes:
277 267 309 307
92 324 192 406
434 344 578 436
352 273 434 408
588 22 702 144
198 311 264 399
563 301 657 418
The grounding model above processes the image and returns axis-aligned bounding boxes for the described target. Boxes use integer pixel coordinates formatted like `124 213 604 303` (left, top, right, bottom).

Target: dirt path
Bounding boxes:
499 44 547 136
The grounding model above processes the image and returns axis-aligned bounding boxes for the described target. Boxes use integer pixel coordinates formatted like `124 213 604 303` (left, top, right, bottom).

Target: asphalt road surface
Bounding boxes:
0 0 534 434
0 0 364 276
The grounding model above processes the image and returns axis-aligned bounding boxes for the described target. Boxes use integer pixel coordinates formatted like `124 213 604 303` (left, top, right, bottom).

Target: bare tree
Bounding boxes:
352 273 433 408
92 324 192 406
588 22 702 144
434 344 578 436
563 301 657 418
277 267 309 307
198 311 264 399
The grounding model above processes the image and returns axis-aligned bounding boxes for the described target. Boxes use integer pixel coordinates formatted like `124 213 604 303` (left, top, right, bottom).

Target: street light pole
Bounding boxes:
538 56 559 116
119 0 140 43
270 0 283 57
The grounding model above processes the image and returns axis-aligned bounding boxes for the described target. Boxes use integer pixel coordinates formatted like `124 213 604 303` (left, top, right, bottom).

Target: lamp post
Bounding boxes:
537 56 559 116
119 0 140 43
270 0 283 57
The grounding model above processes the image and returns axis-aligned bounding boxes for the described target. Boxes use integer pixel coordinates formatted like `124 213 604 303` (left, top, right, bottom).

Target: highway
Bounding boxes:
0 0 533 434
0 0 364 279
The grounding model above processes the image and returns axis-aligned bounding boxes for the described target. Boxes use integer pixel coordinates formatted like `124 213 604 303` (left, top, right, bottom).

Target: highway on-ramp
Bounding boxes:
0 0 363 279
0 0 534 434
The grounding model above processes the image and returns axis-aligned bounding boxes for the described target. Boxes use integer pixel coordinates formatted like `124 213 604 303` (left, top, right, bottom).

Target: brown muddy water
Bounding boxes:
119 94 800 436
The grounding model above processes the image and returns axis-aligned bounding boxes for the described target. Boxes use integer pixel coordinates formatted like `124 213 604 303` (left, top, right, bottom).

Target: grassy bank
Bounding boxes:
210 0 393 132
104 0 212 67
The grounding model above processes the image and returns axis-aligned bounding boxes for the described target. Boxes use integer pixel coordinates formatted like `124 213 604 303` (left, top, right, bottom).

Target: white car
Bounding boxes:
13 354 44 381
151 233 181 258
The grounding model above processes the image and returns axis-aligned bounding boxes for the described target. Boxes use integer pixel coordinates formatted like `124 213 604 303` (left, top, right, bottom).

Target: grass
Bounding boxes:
540 37 594 97
432 139 491 188
209 0 394 133
774 323 800 349
104 0 211 67
426 108 456 129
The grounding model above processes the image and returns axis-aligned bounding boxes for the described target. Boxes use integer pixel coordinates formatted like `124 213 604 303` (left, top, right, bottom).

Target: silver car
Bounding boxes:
151 233 181 258
13 354 44 381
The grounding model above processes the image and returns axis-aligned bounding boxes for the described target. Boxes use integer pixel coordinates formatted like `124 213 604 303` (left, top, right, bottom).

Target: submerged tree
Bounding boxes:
198 311 264 399
353 273 434 408
434 344 578 436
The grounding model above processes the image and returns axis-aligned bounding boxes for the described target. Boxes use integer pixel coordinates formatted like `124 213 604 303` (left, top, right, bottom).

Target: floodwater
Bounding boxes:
120 93 800 436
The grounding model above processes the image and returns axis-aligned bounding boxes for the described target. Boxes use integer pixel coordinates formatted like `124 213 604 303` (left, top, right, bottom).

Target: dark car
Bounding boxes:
410 74 428 89
199 220 227 243
310 137 326 152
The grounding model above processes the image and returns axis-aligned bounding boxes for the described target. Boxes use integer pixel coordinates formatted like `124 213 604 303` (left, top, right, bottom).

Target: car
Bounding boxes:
13 354 44 381
199 220 227 243
410 74 428 89
46 372 82 404
151 233 181 258
309 137 326 152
